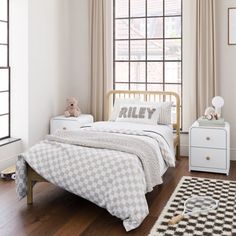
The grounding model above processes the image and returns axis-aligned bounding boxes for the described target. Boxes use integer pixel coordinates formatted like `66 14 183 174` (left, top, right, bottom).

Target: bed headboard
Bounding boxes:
106 90 180 137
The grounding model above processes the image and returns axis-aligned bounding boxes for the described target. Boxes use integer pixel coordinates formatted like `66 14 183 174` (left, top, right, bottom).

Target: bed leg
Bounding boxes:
27 181 33 205
176 145 180 160
27 165 33 205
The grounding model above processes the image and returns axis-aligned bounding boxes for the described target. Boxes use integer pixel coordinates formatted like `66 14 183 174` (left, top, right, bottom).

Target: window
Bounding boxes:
113 0 182 123
0 0 10 140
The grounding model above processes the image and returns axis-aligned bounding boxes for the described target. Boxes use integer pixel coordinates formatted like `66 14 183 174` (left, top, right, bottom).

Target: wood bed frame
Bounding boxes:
26 90 180 205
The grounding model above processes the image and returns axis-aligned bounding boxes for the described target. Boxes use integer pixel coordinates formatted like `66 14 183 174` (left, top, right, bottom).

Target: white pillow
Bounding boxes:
115 104 160 125
110 98 172 125
156 102 172 125
109 98 140 121
135 101 172 125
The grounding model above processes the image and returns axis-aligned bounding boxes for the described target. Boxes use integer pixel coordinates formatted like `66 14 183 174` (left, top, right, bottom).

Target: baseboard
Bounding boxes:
230 148 236 161
0 140 22 171
180 145 189 157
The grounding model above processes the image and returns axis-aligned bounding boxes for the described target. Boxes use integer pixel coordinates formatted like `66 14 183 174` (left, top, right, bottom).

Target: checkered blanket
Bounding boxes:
16 126 175 231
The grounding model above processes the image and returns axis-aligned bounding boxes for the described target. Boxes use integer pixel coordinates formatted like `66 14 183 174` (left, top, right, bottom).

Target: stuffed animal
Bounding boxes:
204 106 218 120
64 97 81 117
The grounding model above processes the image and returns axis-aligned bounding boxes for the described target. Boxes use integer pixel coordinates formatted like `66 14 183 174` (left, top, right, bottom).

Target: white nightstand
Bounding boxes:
50 114 94 134
189 121 230 175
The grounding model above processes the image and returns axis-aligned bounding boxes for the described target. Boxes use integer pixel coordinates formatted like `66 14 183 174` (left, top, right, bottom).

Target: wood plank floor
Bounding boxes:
0 157 236 236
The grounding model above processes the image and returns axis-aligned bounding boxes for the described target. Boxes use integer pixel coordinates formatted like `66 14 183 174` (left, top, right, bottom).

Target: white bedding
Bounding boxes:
84 121 174 175
16 121 175 231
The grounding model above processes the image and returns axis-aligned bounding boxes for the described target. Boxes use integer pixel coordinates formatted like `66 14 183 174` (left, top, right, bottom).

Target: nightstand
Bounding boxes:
189 121 230 175
50 114 94 134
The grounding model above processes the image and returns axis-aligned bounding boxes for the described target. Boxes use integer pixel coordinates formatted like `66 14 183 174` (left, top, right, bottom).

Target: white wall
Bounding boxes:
10 0 74 148
28 0 72 146
10 0 29 149
0 141 23 171
215 0 236 160
69 0 91 114
182 0 197 132
177 0 197 157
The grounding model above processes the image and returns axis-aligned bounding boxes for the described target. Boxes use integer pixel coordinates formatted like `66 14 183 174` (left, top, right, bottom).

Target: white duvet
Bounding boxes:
16 121 175 231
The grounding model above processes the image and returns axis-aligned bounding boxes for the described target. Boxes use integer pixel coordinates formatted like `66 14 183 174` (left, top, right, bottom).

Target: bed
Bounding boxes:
16 90 180 231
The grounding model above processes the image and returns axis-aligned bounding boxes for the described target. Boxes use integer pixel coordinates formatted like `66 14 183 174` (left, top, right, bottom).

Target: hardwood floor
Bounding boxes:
0 157 236 236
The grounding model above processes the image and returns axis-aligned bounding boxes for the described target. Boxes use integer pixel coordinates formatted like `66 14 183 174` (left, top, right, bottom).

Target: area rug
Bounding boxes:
149 176 236 236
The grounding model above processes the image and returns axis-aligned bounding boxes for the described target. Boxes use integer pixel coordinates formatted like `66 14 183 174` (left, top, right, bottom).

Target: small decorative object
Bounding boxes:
212 96 224 118
204 106 217 120
1 165 16 180
199 96 225 127
169 196 218 225
203 96 224 121
228 8 236 45
64 97 81 117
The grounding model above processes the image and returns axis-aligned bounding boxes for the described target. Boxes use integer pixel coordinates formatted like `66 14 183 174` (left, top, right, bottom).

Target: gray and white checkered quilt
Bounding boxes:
16 122 175 231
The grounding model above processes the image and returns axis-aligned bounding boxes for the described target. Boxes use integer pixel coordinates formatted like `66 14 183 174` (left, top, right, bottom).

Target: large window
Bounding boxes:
113 0 182 120
0 0 10 140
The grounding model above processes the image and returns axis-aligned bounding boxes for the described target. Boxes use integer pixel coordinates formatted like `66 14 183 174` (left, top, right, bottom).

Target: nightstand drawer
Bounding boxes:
191 128 226 149
190 147 226 169
51 120 80 132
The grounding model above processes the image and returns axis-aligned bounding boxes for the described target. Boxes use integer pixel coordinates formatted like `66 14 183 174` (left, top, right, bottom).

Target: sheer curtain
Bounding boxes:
90 0 112 121
196 0 218 117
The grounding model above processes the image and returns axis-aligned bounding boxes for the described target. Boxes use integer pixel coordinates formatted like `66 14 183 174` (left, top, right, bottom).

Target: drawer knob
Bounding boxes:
206 137 210 141
206 156 210 161
63 127 67 130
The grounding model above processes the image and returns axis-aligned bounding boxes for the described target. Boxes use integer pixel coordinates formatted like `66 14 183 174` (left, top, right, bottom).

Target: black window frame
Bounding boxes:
0 0 10 140
113 0 183 126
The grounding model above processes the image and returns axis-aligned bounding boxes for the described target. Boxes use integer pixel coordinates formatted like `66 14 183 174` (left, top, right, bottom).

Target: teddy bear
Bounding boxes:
204 106 218 120
64 97 81 117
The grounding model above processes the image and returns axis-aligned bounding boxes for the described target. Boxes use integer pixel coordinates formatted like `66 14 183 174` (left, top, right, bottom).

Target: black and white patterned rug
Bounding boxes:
149 176 236 236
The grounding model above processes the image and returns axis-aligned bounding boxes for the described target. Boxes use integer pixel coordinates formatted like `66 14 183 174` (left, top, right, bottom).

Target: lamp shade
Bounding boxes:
212 96 224 118
212 96 224 108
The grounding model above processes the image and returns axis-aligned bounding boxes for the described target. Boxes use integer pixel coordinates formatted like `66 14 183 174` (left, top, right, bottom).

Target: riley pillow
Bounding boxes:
115 104 160 125
109 98 140 121
138 101 172 125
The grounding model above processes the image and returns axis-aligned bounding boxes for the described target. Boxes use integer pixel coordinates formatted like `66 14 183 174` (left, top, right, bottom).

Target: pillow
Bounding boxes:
109 98 140 121
156 102 172 125
138 101 172 125
110 98 173 125
115 104 160 125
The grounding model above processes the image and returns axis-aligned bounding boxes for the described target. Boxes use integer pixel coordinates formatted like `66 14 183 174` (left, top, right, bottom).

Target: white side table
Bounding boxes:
189 121 230 175
50 114 94 134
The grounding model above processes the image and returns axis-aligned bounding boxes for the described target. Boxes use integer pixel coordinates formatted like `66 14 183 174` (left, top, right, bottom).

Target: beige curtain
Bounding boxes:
90 0 112 121
196 0 218 117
